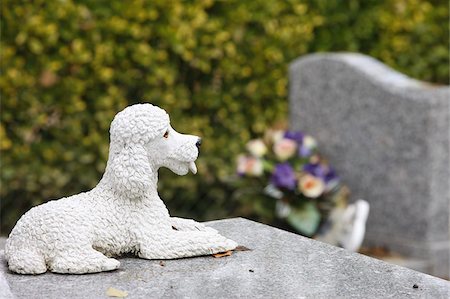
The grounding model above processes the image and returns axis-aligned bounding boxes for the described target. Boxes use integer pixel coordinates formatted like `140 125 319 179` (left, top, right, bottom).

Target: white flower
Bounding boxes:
246 139 267 157
273 138 297 160
237 155 264 176
298 174 325 198
272 130 285 144
303 135 317 150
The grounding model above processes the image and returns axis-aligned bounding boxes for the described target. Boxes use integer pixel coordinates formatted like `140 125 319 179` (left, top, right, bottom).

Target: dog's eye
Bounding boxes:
163 130 169 139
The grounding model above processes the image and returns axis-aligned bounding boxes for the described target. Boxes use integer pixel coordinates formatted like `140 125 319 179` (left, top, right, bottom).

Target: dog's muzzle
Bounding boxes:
189 138 201 174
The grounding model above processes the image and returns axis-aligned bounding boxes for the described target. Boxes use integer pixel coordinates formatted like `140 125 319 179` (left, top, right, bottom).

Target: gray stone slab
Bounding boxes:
0 238 5 251
1 218 449 298
289 53 450 278
0 264 13 299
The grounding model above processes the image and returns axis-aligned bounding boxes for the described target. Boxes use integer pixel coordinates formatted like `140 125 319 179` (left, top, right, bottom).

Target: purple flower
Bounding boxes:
324 168 337 183
298 144 311 157
298 135 317 158
271 163 297 190
303 162 321 176
283 131 304 144
303 163 337 183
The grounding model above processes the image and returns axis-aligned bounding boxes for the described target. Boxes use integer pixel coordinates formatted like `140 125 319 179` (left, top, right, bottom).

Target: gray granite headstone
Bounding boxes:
289 53 450 278
1 218 449 298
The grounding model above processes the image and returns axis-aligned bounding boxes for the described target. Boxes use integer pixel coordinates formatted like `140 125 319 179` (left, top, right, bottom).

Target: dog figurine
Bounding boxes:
5 103 237 274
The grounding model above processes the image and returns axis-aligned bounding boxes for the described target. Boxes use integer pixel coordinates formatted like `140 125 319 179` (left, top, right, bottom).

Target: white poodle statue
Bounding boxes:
5 103 237 274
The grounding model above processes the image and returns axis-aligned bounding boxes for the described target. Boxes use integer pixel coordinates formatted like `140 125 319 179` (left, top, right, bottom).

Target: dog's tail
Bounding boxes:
5 240 47 274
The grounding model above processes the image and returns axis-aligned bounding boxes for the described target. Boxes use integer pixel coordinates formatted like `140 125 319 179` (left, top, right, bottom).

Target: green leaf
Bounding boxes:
286 202 321 236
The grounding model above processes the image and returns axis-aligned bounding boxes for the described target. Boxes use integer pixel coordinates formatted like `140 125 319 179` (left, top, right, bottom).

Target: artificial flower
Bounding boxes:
309 154 320 164
273 138 297 160
235 128 348 238
299 144 311 157
271 163 297 190
246 139 267 157
303 162 337 184
298 174 325 198
303 162 327 178
303 135 317 149
237 155 264 176
284 131 304 143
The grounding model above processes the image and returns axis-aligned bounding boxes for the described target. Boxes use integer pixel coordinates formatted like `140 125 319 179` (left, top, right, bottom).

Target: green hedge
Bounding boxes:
1 0 448 233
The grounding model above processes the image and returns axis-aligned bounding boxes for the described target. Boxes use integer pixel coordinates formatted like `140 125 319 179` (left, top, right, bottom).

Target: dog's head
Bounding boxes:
106 103 200 197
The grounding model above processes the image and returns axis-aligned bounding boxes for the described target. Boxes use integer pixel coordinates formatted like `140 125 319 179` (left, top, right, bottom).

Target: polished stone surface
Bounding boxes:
289 53 450 278
1 218 449 298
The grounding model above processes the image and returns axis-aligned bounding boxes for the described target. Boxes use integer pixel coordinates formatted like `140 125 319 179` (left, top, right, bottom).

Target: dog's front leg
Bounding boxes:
137 231 237 260
170 217 218 234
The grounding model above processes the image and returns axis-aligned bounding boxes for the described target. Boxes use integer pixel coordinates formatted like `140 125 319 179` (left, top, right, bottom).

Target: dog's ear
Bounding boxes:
105 103 169 198
107 143 153 199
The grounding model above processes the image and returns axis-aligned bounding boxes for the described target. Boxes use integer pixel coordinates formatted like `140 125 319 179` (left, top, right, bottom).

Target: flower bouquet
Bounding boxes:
235 129 350 237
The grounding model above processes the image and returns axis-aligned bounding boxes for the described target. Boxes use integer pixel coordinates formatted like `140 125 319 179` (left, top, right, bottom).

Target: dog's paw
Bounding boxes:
223 238 238 251
101 258 120 272
209 236 238 254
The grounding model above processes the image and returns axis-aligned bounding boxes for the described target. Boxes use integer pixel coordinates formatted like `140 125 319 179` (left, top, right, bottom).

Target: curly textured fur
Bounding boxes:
5 103 237 274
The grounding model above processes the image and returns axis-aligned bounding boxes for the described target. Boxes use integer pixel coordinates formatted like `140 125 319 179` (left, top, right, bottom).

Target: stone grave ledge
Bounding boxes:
1 218 449 299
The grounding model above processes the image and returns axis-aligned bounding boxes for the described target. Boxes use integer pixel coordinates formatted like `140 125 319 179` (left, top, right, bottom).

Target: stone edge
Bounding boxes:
289 52 450 97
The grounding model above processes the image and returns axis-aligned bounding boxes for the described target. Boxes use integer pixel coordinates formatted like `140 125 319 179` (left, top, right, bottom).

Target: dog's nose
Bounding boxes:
195 138 202 149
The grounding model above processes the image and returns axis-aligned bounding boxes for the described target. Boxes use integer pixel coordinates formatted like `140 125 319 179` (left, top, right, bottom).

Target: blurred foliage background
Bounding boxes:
1 0 448 234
